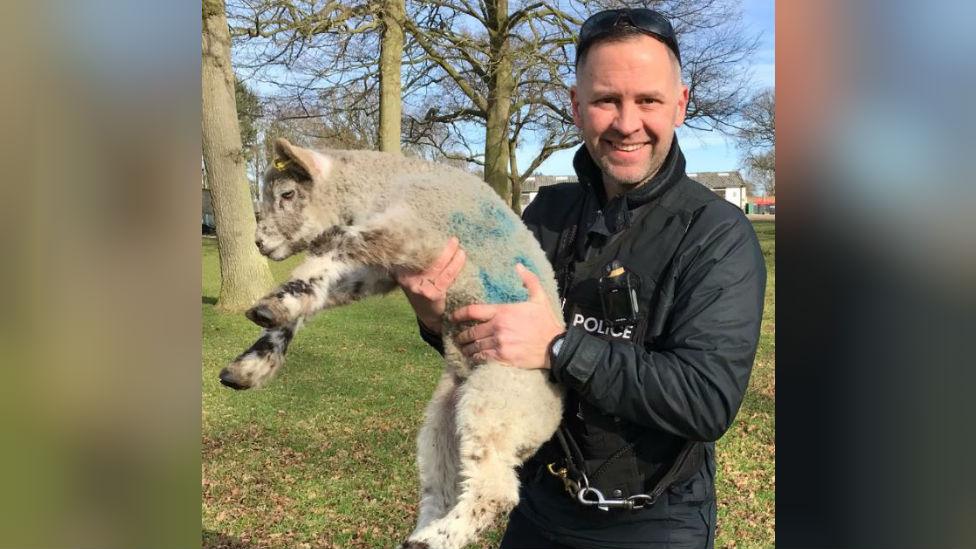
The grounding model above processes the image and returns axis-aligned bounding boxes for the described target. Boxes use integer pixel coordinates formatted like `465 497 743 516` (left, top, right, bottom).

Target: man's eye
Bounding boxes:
281 190 295 200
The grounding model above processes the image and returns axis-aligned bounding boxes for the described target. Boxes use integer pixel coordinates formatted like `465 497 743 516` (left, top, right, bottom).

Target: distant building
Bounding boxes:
202 167 261 231
203 188 215 230
202 164 215 230
688 171 748 211
747 195 776 215
521 170 751 212
520 175 579 213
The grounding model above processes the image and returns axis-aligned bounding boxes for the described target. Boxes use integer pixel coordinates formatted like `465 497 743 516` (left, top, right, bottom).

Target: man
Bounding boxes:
398 9 766 549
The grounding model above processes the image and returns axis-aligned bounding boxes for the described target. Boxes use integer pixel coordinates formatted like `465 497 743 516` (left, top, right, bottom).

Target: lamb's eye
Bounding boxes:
280 190 295 200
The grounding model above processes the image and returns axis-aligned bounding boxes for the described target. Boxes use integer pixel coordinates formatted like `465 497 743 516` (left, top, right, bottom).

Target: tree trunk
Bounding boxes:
484 0 513 203
202 0 274 312
508 137 521 212
378 0 404 154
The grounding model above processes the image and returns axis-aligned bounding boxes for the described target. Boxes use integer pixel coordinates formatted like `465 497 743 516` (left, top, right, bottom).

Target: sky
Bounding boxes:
236 1 775 178
529 0 775 176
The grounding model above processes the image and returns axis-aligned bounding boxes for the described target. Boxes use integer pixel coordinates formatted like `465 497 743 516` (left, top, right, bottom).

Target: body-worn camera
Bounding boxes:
598 260 641 327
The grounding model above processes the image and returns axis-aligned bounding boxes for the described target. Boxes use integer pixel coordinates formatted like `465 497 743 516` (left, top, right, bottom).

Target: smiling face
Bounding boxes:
571 34 689 199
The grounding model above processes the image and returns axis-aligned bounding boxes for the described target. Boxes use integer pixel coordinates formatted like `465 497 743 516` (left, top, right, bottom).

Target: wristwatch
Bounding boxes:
547 333 567 383
548 332 567 362
550 334 565 357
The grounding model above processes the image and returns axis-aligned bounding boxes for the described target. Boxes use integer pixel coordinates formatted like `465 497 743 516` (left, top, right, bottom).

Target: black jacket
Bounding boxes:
517 141 765 549
418 141 765 548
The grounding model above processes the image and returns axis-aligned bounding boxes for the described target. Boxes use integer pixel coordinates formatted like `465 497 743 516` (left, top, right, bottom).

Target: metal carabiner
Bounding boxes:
626 493 658 509
577 487 661 511
577 486 611 511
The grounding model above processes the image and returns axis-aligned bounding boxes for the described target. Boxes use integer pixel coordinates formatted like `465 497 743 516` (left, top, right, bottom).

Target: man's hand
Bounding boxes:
395 237 466 334
452 264 564 369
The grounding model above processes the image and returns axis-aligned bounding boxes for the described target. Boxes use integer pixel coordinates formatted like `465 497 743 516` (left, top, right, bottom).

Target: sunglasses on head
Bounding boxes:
577 8 680 65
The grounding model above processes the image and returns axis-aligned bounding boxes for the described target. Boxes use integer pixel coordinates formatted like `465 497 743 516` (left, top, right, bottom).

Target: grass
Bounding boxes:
713 221 775 548
202 221 775 549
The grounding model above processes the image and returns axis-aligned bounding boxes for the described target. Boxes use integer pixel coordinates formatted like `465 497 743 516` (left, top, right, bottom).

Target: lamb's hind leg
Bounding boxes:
403 363 549 549
409 372 462 537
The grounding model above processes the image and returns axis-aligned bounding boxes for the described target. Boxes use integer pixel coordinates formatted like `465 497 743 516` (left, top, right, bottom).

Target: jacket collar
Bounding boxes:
572 137 687 235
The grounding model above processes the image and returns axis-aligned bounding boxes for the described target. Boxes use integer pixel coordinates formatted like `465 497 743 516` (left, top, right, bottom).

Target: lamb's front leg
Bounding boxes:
223 253 394 390
219 320 299 390
246 252 396 329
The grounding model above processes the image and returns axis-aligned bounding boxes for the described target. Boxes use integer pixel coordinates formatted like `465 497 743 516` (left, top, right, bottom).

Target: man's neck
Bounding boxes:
601 154 672 202
602 176 650 202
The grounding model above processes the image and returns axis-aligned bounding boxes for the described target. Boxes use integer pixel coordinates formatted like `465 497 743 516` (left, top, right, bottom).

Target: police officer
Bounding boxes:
397 8 766 548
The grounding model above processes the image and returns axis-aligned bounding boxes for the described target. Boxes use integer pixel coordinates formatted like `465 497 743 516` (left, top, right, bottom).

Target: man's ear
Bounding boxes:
272 138 332 181
570 85 582 129
674 84 690 128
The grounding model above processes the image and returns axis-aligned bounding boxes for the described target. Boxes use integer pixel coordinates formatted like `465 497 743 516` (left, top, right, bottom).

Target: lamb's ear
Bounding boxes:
272 138 332 182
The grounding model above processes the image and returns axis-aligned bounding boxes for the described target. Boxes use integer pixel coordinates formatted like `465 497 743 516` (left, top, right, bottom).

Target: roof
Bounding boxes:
521 175 579 192
521 171 749 193
687 171 747 190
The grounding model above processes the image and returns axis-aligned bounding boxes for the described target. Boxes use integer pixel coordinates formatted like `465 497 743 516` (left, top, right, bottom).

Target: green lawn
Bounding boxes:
202 221 775 549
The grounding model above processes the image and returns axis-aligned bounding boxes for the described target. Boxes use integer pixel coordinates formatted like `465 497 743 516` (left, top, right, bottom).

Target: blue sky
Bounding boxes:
529 0 775 176
237 1 774 177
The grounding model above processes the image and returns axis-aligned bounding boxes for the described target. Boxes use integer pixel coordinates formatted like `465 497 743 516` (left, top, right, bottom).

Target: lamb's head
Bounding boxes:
255 138 340 260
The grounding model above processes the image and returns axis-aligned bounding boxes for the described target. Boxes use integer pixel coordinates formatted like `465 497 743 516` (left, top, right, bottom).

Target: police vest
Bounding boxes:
540 180 708 503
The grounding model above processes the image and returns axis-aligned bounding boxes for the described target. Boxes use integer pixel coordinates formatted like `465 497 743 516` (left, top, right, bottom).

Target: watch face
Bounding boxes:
552 338 565 356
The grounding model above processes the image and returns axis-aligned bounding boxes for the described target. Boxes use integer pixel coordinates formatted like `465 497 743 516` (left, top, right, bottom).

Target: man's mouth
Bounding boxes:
605 140 647 152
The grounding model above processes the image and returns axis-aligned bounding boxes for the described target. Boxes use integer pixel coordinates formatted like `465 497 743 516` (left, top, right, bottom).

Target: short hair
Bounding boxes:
575 29 682 83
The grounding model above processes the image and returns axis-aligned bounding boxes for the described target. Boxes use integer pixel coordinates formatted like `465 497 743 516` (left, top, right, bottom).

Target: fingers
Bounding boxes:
455 321 493 345
456 327 501 363
395 237 462 291
451 303 498 324
460 336 499 358
516 263 545 303
428 236 460 273
470 349 500 364
434 247 466 290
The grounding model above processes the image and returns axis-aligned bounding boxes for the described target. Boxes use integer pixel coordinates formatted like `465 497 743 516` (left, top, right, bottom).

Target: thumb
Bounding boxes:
516 263 545 303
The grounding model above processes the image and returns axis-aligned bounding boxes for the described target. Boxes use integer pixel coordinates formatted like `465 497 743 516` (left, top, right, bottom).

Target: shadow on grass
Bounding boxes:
203 296 218 305
202 530 288 549
744 386 775 412
202 531 250 548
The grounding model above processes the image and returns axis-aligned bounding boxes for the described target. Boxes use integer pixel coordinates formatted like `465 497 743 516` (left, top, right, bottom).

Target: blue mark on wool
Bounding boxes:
447 200 517 251
480 201 516 237
479 256 540 304
447 200 538 304
480 267 528 304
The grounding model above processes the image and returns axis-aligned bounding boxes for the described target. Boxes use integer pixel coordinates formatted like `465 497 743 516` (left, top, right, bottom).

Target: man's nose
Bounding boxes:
611 103 641 135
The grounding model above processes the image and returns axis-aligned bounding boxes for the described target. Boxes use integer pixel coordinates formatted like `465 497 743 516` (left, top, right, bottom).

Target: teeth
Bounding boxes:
610 142 643 152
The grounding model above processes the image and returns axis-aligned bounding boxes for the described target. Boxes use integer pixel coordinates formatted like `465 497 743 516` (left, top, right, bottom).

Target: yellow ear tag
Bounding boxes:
608 266 626 278
273 158 292 171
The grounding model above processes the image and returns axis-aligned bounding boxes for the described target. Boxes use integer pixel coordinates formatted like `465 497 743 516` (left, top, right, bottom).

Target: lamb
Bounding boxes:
218 138 564 549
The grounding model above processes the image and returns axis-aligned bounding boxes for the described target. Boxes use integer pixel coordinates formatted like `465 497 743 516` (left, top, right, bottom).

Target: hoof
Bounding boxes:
245 303 279 328
218 368 249 390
